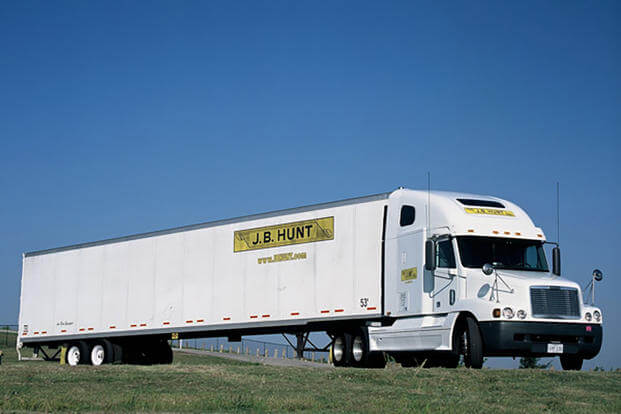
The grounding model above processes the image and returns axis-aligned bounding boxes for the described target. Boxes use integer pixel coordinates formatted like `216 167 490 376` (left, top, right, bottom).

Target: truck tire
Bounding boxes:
332 333 351 367
66 344 82 366
351 330 366 367
154 340 173 364
90 340 114 366
460 317 484 369
66 341 90 366
112 342 124 364
90 343 106 366
351 328 385 368
560 355 583 371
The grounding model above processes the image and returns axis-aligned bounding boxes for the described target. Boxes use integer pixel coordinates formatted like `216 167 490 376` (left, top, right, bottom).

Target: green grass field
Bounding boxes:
0 334 619 413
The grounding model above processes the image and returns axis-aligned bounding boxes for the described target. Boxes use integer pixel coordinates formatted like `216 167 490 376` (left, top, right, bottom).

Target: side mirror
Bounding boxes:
425 240 436 271
593 269 603 281
552 247 561 276
482 263 494 275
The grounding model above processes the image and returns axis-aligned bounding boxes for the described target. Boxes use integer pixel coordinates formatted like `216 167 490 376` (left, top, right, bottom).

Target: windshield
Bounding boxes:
456 236 549 272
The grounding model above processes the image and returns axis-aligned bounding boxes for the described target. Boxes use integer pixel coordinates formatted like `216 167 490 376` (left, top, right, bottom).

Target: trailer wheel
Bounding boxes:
90 340 114 366
66 344 81 366
112 342 124 364
154 340 173 364
332 334 350 367
66 341 89 366
90 344 105 366
560 355 583 371
461 317 483 369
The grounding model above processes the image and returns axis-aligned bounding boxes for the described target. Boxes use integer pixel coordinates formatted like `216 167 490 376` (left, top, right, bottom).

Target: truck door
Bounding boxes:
432 236 459 313
390 204 426 316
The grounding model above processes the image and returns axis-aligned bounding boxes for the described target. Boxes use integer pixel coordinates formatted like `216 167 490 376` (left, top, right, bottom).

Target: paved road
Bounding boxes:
176 348 332 369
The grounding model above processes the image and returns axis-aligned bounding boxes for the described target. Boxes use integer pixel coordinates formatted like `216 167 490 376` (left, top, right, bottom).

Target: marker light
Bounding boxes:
593 311 601 322
493 308 501 318
517 309 527 319
502 307 514 319
585 312 592 322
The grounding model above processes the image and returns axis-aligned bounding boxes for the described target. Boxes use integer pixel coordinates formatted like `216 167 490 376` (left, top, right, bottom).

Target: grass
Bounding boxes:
0 334 619 413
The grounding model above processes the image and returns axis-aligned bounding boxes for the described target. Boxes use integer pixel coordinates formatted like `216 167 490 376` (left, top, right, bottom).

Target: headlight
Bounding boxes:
517 309 527 319
585 312 592 321
594 310 601 322
502 307 514 319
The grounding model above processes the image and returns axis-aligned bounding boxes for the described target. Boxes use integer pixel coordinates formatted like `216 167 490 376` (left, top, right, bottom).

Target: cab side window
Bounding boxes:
400 205 415 226
437 239 456 268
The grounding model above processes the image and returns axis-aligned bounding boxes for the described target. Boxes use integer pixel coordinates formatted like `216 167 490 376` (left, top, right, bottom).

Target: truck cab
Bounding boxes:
370 188 603 370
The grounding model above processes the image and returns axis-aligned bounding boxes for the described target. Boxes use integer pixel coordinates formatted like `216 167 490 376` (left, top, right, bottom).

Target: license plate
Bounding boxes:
547 343 563 354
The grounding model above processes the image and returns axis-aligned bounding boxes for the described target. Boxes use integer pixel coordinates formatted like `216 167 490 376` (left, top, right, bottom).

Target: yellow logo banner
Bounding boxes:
401 267 417 281
234 216 334 252
464 208 515 217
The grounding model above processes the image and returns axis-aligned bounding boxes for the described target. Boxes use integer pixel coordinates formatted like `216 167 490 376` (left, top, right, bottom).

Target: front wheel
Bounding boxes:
560 355 583 371
455 316 484 369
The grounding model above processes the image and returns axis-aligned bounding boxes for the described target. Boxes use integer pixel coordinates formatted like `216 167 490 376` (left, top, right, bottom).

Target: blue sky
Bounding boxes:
1 1 619 369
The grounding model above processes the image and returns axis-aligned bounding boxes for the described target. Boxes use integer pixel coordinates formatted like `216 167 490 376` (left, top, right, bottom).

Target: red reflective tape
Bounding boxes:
34 332 39 335
22 333 27 336
367 307 377 310
88 328 94 331
335 309 344 313
262 314 270 318
321 310 330 314
186 320 193 324
223 317 231 321
140 323 147 327
163 322 170 325
79 328 85 332
109 326 116 329
130 324 137 328
250 315 258 319
290 312 300 316
196 319 204 323
61 330 67 333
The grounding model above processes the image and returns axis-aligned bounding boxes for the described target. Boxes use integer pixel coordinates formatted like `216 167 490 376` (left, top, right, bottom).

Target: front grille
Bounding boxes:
530 286 580 319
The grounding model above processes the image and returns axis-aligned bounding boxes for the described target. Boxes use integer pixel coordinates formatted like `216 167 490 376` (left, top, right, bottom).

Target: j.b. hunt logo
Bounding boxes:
234 217 334 252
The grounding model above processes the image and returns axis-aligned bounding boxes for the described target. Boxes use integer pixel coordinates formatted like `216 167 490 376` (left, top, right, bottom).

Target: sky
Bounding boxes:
0 1 619 369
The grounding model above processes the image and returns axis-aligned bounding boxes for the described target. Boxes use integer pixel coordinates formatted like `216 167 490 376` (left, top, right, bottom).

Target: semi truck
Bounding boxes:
17 188 603 369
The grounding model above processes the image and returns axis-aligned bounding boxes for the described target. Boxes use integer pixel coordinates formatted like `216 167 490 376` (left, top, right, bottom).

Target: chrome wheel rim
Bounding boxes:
352 336 364 362
333 337 345 362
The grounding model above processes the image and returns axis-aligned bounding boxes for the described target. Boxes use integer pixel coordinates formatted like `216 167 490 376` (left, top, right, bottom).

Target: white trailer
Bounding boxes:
17 188 603 369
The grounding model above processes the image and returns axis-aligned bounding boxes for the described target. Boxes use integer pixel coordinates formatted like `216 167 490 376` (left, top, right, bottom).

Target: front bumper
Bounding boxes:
478 321 602 359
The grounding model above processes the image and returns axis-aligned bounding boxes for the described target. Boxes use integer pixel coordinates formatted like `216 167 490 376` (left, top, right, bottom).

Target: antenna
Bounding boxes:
427 172 431 233
556 182 560 244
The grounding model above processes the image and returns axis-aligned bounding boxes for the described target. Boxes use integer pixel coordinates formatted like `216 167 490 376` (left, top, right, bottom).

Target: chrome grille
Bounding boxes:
530 286 580 319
